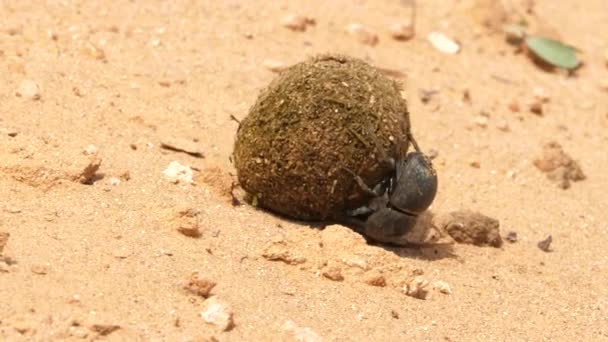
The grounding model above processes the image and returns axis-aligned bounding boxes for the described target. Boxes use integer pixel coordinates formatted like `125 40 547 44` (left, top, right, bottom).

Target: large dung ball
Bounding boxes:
233 54 411 220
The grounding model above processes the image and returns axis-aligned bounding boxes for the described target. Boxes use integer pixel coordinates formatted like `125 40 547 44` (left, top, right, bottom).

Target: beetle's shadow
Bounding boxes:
247 204 457 261
334 211 458 261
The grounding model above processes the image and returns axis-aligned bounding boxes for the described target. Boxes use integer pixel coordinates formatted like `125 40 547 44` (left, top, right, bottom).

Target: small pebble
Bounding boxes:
345 24 379 46
474 115 488 128
281 14 315 32
322 266 344 281
108 177 120 186
1 127 19 137
282 320 322 342
83 144 99 155
200 297 235 332
505 231 518 242
263 59 287 73
469 160 480 168
427 148 439 160
427 32 460 54
365 274 387 287
163 161 194 184
16 80 41 100
88 324 120 336
508 101 520 112
31 264 50 275
82 42 106 61
432 281 452 295
183 273 216 298
537 235 552 252
532 87 550 103
529 101 543 115
496 120 510 132
403 277 429 300
389 23 414 41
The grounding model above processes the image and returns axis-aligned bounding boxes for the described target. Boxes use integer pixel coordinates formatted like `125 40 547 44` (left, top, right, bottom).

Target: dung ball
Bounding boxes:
233 54 412 220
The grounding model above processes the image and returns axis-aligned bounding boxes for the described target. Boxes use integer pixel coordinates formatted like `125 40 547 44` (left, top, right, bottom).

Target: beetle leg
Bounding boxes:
362 208 418 244
341 167 385 197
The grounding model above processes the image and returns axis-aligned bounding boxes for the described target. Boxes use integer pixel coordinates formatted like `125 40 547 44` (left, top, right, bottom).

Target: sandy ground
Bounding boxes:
1 0 608 341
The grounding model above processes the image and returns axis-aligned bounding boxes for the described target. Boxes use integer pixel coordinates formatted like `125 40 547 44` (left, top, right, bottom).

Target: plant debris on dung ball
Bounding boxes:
233 54 413 220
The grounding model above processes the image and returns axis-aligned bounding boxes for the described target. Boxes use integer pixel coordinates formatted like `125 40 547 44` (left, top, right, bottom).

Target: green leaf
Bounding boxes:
525 36 579 69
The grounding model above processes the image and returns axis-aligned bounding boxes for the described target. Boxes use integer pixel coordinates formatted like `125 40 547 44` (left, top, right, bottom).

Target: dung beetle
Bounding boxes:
340 135 438 244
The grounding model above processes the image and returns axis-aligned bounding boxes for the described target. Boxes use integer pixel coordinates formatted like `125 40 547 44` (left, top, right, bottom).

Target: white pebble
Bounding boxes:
162 161 194 184
345 24 379 46
83 144 99 155
16 80 41 100
432 280 452 294
200 297 234 331
427 32 460 54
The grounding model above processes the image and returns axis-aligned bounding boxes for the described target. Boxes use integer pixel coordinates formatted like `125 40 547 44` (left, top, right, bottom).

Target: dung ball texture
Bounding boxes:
233 54 411 220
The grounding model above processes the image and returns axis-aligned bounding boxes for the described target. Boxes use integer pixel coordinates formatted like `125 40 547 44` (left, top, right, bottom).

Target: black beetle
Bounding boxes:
340 136 438 244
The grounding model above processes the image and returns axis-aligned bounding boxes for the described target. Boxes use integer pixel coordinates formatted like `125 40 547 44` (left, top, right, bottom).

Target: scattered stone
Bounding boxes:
88 324 120 336
160 138 204 158
469 160 481 168
281 14 316 32
508 101 520 112
529 101 543 115
31 264 50 275
533 141 585 189
282 320 322 342
163 161 194 184
174 207 202 238
261 241 307 265
0 231 9 254
108 177 121 186
436 210 503 247
505 231 518 243
432 281 452 295
322 266 344 281
16 80 41 100
345 24 379 46
1 127 19 137
82 42 106 61
200 297 235 332
183 272 216 298
263 59 287 73
496 120 510 132
427 32 460 54
537 235 552 252
419 88 439 104
474 115 488 128
112 245 132 259
532 87 550 103
365 273 387 287
403 277 429 299
427 148 439 160
389 23 414 41
83 144 99 155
